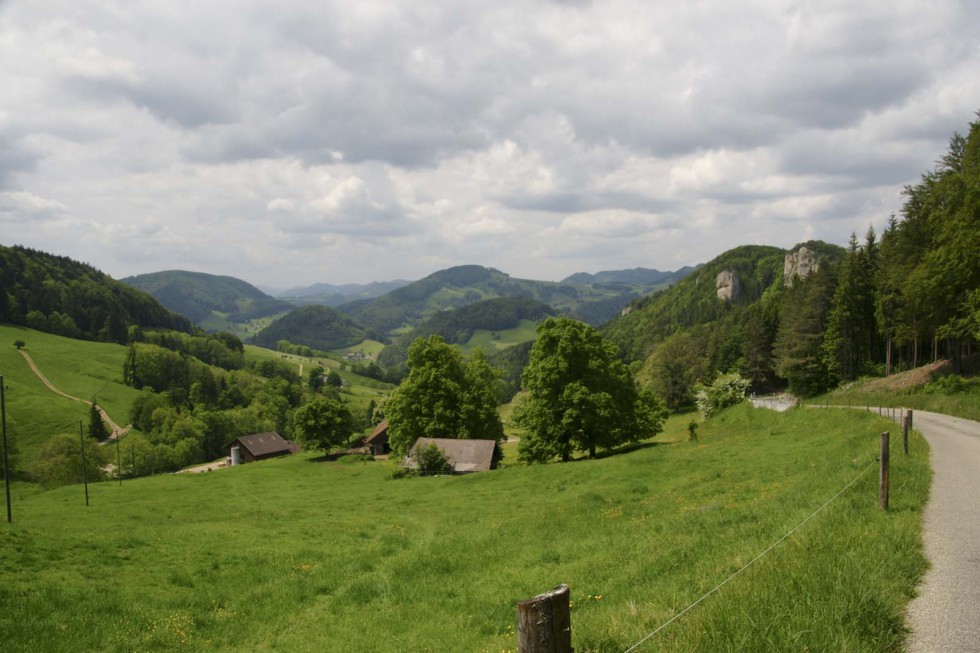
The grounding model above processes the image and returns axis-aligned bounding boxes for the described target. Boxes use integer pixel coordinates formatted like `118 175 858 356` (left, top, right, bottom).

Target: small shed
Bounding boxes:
405 438 497 474
226 432 297 463
365 420 390 456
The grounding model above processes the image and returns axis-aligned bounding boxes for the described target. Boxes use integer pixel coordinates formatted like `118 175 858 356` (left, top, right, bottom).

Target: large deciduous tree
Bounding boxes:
290 396 354 454
514 317 666 463
384 336 504 458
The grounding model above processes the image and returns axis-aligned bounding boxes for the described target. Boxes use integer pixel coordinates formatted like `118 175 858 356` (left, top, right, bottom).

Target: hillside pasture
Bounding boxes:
0 325 138 462
459 319 540 354
0 404 928 651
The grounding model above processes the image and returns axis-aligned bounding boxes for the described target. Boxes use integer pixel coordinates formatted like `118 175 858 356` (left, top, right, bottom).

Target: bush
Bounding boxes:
412 442 452 476
923 374 968 395
695 372 751 419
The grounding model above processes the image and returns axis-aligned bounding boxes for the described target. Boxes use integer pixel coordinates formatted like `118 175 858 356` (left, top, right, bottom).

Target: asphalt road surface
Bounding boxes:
905 410 980 652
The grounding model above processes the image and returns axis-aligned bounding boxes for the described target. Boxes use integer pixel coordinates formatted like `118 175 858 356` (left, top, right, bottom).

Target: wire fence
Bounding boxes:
621 457 879 653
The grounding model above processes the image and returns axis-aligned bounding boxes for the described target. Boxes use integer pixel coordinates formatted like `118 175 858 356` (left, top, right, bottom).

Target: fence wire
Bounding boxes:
622 457 879 653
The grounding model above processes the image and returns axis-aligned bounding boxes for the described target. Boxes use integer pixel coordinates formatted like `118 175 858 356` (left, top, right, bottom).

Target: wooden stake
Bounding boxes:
518 585 572 653
1 376 11 523
902 416 909 455
880 432 890 511
907 409 913 431
79 421 89 507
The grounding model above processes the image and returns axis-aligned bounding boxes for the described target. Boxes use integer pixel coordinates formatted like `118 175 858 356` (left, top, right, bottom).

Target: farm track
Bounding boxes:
17 349 131 443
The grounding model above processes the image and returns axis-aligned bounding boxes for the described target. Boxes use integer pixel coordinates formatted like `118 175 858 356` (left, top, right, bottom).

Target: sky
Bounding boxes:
1 0 978 289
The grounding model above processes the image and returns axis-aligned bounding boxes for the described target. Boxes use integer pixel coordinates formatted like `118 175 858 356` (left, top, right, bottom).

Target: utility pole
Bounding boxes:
79 421 89 507
1 376 12 523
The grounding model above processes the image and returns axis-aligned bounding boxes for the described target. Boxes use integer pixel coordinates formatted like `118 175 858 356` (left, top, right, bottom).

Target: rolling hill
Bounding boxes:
0 244 192 342
376 297 557 370
278 279 412 307
341 264 689 335
253 304 369 352
121 270 294 332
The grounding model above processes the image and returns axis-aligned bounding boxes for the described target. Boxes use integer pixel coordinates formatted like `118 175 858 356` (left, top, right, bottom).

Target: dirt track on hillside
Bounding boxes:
18 349 131 443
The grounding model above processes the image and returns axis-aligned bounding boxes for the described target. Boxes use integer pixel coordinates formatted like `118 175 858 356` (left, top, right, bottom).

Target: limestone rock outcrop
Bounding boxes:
716 269 740 303
784 246 820 287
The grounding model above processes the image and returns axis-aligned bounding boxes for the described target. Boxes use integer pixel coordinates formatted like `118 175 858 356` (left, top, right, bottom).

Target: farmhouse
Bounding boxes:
365 420 390 456
405 438 497 474
226 432 298 464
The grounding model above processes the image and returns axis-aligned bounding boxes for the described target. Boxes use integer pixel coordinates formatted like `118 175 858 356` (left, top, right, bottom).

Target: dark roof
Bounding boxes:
365 420 389 444
230 432 292 457
406 438 496 473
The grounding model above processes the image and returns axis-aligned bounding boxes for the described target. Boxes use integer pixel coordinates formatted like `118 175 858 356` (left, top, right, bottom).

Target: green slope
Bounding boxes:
253 305 368 353
122 269 294 329
0 405 928 651
604 242 844 361
0 325 140 467
0 244 192 341
344 264 687 335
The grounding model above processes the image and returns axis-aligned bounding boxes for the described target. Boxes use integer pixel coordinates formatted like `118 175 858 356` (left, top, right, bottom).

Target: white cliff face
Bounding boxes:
784 246 820 287
716 269 740 303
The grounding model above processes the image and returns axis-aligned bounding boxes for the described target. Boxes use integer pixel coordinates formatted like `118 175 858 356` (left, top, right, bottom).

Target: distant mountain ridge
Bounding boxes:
340 264 691 334
278 279 412 307
562 266 697 286
121 270 294 330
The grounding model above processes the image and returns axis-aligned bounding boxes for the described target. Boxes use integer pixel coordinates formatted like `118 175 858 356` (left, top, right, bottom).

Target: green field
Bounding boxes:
0 404 929 651
459 319 539 354
0 325 140 462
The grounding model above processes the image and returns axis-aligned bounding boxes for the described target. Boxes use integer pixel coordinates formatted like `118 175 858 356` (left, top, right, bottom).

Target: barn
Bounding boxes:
405 438 497 474
226 432 298 464
365 420 390 456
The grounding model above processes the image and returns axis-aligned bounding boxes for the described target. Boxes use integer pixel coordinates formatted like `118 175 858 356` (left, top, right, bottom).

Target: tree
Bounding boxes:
513 317 666 463
385 336 504 458
30 433 107 487
325 371 343 388
694 372 751 419
12 339 25 350
290 396 354 454
88 402 110 441
307 365 325 392
412 442 452 476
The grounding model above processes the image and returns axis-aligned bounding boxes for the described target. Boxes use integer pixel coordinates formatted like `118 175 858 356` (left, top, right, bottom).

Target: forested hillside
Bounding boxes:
609 114 980 405
122 270 293 327
377 296 556 372
254 304 369 352
342 264 686 334
0 245 191 343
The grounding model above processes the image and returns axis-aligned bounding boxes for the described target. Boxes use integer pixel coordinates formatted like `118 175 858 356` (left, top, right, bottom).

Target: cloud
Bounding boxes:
0 0 978 286
0 191 69 222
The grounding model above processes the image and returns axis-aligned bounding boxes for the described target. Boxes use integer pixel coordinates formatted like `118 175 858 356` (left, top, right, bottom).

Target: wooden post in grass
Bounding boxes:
1 376 12 523
79 421 89 507
116 436 122 486
902 416 909 455
880 432 890 511
518 584 572 653
907 409 913 430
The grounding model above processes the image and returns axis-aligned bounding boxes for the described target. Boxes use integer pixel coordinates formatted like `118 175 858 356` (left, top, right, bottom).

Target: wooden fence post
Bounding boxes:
902 416 909 455
518 584 572 653
907 409 913 431
880 432 890 511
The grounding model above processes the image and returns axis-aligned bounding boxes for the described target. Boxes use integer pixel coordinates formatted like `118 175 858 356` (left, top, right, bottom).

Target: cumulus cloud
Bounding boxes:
0 0 978 285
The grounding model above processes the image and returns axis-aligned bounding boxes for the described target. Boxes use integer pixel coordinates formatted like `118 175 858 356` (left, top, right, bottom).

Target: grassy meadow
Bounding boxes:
0 325 141 460
0 404 929 652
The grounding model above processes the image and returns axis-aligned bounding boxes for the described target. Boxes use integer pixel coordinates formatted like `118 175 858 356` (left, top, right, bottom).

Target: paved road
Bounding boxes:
905 410 980 652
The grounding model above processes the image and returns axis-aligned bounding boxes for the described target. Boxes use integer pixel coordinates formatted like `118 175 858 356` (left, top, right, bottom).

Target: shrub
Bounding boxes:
412 442 452 476
922 374 968 395
695 372 751 419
